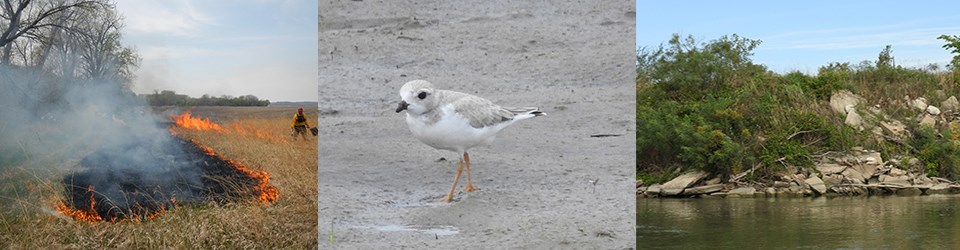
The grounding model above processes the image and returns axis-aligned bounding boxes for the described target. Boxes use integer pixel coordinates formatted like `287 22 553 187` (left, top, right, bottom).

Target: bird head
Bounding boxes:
396 80 435 115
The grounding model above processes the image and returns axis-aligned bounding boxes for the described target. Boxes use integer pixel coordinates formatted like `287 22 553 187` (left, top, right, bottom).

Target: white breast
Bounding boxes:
405 105 507 152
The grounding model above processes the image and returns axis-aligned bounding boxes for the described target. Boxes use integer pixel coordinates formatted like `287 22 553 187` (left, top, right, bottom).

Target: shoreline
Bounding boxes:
639 148 960 198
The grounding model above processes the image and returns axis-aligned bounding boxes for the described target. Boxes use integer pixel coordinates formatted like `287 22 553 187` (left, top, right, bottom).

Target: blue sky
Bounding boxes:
637 1 960 74
116 0 317 102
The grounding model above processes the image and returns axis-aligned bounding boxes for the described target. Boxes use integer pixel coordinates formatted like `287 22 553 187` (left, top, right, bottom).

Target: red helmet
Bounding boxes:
297 107 303 112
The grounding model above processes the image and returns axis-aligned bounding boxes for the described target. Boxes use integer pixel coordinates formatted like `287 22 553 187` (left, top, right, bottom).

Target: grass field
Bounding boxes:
0 106 318 248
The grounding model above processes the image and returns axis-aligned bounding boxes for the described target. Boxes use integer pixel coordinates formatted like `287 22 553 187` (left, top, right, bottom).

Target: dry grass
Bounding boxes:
0 106 318 249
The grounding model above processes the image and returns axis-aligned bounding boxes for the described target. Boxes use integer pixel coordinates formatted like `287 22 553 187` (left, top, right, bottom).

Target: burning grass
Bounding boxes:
54 135 279 223
0 106 318 248
171 111 228 133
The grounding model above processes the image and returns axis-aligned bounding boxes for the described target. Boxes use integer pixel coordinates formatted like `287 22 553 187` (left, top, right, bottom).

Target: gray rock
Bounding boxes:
682 184 724 195
920 114 937 127
644 184 662 196
660 171 707 196
844 104 857 114
927 183 951 195
785 185 805 196
823 175 843 189
830 90 862 114
805 176 828 194
861 151 883 166
932 177 954 184
842 168 867 184
942 96 960 112
816 163 846 175
927 105 942 115
708 192 727 198
888 167 907 176
764 187 778 196
703 177 721 185
851 164 878 181
880 175 911 186
866 184 888 195
867 176 880 185
832 186 867 196
896 187 922 196
914 175 935 185
845 109 862 127
726 187 756 198
880 120 907 139
871 126 884 138
912 97 929 111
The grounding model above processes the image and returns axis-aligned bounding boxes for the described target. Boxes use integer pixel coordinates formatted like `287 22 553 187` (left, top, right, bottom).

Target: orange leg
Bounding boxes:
437 159 465 202
463 151 478 192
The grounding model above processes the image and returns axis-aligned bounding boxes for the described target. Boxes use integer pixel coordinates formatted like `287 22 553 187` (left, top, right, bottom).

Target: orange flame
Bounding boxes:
231 123 289 144
192 139 279 204
54 185 103 223
54 186 176 223
172 111 227 133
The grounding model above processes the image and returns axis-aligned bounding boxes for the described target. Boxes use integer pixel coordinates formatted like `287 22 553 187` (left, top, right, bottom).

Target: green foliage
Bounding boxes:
912 126 960 178
637 34 763 100
637 34 764 179
877 45 894 69
759 135 810 169
938 35 960 69
637 34 958 183
782 70 843 100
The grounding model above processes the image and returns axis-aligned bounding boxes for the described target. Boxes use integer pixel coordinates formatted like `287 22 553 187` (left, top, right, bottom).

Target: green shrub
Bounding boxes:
813 69 849 100
913 126 960 178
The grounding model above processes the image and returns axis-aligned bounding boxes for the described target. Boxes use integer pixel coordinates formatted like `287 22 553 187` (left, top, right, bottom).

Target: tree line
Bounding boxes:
142 90 270 107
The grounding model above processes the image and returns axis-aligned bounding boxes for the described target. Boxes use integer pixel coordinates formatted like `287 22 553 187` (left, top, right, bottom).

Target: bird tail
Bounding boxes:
505 107 546 118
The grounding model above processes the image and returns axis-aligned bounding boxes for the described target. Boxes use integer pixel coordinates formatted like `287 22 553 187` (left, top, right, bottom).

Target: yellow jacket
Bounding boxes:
291 112 310 128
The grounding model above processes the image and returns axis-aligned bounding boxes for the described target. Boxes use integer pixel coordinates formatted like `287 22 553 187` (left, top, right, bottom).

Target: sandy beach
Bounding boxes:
318 0 636 248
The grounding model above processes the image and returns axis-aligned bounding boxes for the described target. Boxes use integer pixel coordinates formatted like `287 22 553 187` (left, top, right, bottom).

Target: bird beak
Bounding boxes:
395 100 409 113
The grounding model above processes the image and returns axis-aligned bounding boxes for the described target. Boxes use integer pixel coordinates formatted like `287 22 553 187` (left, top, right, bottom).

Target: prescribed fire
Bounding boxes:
56 112 280 223
172 111 228 133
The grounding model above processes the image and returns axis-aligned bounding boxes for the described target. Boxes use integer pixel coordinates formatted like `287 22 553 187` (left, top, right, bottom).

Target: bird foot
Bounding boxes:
464 185 478 192
436 195 454 203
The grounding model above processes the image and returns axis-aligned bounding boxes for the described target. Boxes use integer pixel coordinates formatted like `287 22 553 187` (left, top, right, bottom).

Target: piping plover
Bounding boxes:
395 80 545 202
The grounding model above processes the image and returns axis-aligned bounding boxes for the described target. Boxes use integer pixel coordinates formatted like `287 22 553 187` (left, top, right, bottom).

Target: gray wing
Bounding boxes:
441 91 514 128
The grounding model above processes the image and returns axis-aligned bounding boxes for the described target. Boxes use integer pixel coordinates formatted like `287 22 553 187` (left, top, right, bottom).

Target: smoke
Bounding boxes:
0 64 164 166
0 64 253 221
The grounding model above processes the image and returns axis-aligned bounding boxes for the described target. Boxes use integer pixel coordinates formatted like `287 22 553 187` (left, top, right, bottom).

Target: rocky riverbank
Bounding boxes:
638 148 960 198
639 90 960 198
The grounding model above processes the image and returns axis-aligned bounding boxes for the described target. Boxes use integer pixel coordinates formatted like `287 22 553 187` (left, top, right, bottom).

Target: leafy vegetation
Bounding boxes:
637 33 960 183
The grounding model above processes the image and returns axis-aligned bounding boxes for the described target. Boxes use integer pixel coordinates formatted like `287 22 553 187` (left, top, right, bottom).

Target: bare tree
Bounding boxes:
72 2 137 83
0 0 100 64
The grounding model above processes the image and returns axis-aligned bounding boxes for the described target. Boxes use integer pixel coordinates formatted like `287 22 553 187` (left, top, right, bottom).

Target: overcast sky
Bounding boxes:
637 1 960 74
116 0 317 102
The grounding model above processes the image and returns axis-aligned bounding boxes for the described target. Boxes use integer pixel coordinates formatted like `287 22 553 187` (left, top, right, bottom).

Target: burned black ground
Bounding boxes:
61 134 262 222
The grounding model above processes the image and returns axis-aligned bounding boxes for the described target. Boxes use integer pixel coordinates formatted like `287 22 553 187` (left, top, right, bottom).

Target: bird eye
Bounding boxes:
417 92 427 99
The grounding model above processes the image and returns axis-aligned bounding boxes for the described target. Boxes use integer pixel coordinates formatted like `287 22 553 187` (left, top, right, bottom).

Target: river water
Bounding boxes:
637 195 960 249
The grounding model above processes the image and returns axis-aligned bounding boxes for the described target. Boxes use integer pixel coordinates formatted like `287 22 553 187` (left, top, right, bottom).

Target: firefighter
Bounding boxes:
291 107 310 140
